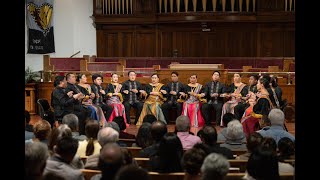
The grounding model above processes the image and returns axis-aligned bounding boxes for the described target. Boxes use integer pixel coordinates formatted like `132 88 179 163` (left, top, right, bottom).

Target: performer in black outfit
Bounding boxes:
64 73 92 135
234 74 259 120
91 74 113 122
161 71 185 122
121 71 144 124
51 75 85 133
201 71 227 126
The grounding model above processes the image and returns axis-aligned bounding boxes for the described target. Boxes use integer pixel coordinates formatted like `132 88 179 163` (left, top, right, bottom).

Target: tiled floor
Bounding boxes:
30 115 295 136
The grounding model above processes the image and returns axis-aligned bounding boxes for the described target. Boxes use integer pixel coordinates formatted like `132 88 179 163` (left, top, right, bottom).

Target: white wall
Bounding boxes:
25 0 96 71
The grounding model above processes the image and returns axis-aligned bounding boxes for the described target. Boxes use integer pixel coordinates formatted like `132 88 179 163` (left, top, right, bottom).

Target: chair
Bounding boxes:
37 98 55 127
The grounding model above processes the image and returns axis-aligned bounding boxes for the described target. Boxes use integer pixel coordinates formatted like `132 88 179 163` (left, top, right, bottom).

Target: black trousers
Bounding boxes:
123 101 143 124
161 101 182 122
98 103 113 122
201 102 223 125
73 106 92 135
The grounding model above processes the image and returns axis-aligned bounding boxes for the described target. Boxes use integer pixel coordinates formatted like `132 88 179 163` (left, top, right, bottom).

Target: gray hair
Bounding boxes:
105 121 120 133
25 142 49 178
268 109 285 126
201 153 230 180
226 120 244 141
62 114 79 131
98 127 119 146
176 115 190 132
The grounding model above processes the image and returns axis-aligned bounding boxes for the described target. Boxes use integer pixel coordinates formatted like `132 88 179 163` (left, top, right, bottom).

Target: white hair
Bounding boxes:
268 109 285 125
97 127 119 146
25 142 49 177
62 113 79 131
201 153 230 180
176 115 190 132
226 120 244 141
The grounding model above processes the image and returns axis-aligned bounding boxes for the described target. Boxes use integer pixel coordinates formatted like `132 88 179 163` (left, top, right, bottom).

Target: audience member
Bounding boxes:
91 143 125 180
139 121 167 158
260 137 294 174
132 122 153 148
176 115 202 150
244 145 280 180
150 132 183 173
25 120 51 145
25 142 50 180
62 114 87 141
236 132 263 160
278 137 295 161
182 147 207 180
47 124 84 169
114 165 150 180
258 109 295 144
220 120 247 151
200 126 234 159
76 119 101 157
43 136 84 180
217 113 236 142
200 153 230 180
84 127 119 169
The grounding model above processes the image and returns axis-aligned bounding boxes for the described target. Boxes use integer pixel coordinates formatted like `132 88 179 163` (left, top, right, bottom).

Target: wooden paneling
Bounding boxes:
106 33 119 56
96 23 294 57
136 31 156 56
122 32 134 56
160 31 173 57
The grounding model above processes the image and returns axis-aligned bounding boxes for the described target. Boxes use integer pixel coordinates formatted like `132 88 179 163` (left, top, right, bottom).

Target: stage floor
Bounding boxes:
29 115 295 136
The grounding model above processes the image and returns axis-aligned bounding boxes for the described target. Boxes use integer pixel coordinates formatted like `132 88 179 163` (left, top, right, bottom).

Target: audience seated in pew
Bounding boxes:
201 153 230 180
25 142 50 180
277 137 295 161
175 115 202 151
43 136 85 180
139 121 167 158
132 122 153 148
90 143 125 180
76 120 101 158
236 132 264 160
85 127 119 169
219 120 247 152
217 113 237 142
149 132 184 173
47 124 84 169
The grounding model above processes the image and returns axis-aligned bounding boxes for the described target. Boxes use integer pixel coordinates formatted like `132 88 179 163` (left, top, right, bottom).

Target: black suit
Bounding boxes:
201 81 227 125
65 83 92 135
161 81 185 122
51 86 88 135
121 80 143 124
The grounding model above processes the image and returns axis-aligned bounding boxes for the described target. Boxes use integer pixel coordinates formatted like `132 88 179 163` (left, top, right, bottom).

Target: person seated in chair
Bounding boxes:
121 71 144 124
161 71 185 123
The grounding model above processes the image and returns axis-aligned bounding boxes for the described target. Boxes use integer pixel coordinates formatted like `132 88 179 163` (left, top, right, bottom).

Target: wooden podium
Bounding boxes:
25 83 36 115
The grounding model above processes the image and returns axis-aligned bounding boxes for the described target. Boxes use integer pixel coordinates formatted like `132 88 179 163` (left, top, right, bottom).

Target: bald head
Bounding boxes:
98 127 119 146
176 115 190 132
98 143 124 179
151 121 167 142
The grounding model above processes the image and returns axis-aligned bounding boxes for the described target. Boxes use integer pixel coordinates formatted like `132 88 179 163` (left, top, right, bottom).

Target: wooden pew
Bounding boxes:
121 147 142 158
148 172 185 180
81 169 101 180
225 173 294 180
